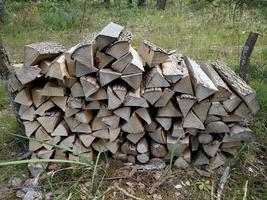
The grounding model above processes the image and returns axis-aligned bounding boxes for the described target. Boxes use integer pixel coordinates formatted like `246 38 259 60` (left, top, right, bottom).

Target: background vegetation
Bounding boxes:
0 0 266 199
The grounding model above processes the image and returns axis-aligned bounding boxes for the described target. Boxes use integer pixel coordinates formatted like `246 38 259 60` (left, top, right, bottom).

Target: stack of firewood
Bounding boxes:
9 22 259 175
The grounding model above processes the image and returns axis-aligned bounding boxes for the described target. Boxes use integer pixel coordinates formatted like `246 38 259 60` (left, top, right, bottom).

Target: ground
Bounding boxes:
0 0 266 199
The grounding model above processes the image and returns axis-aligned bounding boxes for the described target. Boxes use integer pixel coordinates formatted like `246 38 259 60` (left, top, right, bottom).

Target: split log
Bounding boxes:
86 87 107 101
148 127 167 144
79 134 95 148
229 124 256 142
15 65 41 85
213 61 260 114
157 100 182 117
35 100 55 116
37 112 62 133
106 41 129 59
71 82 85 97
24 41 65 66
155 117 172 131
208 102 228 116
176 94 196 117
113 106 131 121
111 52 133 73
135 107 152 124
51 120 70 136
19 105 35 121
172 61 194 95
47 54 70 80
50 96 68 112
222 93 242 113
92 129 109 139
138 40 169 67
185 57 218 102
137 153 150 163
23 121 40 138
161 55 183 83
194 150 209 166
192 99 211 123
99 69 121 86
31 87 48 108
95 51 114 69
198 133 213 144
174 157 189 169
126 132 145 144
183 111 205 130
124 88 149 108
75 110 93 123
14 87 32 106
39 60 52 75
121 142 138 155
144 119 158 132
84 101 101 110
234 102 252 119
205 121 230 134
80 76 100 100
96 22 124 50
154 88 174 107
122 46 144 75
203 141 221 157
167 134 188 156
122 112 144 134
102 115 120 128
105 139 121 154
146 65 170 88
42 82 65 97
121 73 142 89
201 62 232 101
171 121 185 138
137 138 149 153
109 128 121 142
141 87 162 105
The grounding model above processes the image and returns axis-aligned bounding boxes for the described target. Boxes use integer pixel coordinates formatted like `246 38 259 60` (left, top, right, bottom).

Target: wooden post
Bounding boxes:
239 32 259 82
0 37 22 129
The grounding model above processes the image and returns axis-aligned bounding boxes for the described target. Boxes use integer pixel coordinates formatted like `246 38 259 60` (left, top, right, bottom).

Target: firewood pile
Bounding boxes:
9 22 259 174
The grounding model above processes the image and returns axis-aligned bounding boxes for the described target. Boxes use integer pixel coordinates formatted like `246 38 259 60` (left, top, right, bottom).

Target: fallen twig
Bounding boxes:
243 180 248 200
217 166 230 200
149 166 171 194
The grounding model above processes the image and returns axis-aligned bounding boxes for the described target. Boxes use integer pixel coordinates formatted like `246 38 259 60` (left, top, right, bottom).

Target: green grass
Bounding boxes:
0 0 266 199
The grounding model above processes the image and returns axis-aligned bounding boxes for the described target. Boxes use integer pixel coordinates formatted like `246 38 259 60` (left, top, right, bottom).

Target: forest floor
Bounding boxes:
0 0 266 199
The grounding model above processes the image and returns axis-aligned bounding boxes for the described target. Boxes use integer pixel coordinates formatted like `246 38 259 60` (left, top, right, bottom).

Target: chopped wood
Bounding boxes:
75 61 97 77
72 123 92 133
222 93 242 113
19 105 35 121
122 46 144 75
23 121 40 138
167 134 188 156
135 107 152 124
171 120 185 138
96 104 112 117
111 52 133 72
161 55 183 83
51 120 70 136
71 82 84 97
35 100 55 116
50 96 68 111
84 101 101 110
105 139 121 154
148 127 167 144
121 73 143 89
194 150 209 166
92 117 108 131
107 86 123 109
67 97 83 109
203 141 221 157
99 69 121 86
113 85 127 101
96 22 124 50
24 41 65 66
190 136 199 151
185 57 218 102
65 107 80 117
183 111 205 130
79 134 95 147
126 132 145 144
176 94 196 117
106 41 129 59
109 128 121 142
86 87 107 101
141 87 162 105
75 110 93 123
138 40 169 67
198 133 213 144
230 124 256 142
234 102 252 119
137 138 149 153
209 102 228 116
31 87 48 108
59 135 75 149
209 153 226 170
7 73 23 93
174 157 189 169
42 82 65 97
201 62 232 101
213 61 259 114
122 112 144 134
192 99 211 123
121 142 138 155
14 87 32 106
15 65 41 84
205 115 221 124
113 107 131 121
172 61 194 95
43 136 61 150
29 139 42 152
124 88 149 108
95 51 114 69
36 112 62 133
205 121 230 134
155 117 172 131
92 129 110 139
151 141 167 158
35 126 52 141
154 88 174 107
157 100 182 117
144 120 158 132
80 76 100 100
39 60 52 75
222 114 242 123
102 115 120 128
47 54 69 80
37 149 54 159
137 153 150 163
146 65 170 88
